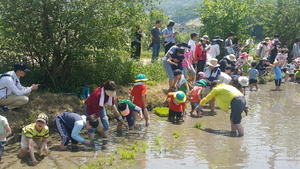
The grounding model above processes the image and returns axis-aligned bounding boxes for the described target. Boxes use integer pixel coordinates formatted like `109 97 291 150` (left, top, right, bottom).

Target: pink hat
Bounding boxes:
240 52 249 58
198 72 205 78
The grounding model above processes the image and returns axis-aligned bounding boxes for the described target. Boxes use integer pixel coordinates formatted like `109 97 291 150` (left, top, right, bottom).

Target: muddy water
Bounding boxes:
1 82 300 169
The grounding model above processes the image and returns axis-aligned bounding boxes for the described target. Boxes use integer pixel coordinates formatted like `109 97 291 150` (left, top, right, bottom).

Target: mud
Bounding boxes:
1 82 300 169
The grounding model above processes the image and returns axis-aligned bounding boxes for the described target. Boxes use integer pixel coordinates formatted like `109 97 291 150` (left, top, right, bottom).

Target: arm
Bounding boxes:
71 120 87 144
184 83 190 99
130 95 134 103
2 77 33 95
134 106 143 119
162 95 169 104
141 94 146 108
167 57 178 66
112 105 129 129
0 124 11 140
27 138 38 165
39 138 48 155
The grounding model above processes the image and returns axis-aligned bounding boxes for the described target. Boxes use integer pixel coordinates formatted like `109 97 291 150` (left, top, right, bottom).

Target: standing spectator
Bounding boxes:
131 23 144 59
207 36 223 61
260 40 271 60
162 20 176 54
256 37 270 57
224 32 235 55
232 38 246 59
269 34 281 64
150 20 162 62
188 33 198 68
0 62 39 111
292 38 300 59
195 35 210 73
219 54 236 73
0 115 11 162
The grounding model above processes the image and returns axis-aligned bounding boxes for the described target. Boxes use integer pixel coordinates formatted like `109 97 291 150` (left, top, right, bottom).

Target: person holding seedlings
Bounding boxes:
235 52 251 75
0 115 11 162
130 74 150 126
248 62 259 91
190 81 246 137
189 79 207 117
163 91 186 122
18 113 49 166
54 112 99 151
117 99 144 130
84 81 128 139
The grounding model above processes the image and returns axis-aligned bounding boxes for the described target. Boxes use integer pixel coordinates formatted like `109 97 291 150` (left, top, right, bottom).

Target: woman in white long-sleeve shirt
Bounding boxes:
292 38 300 59
207 36 223 61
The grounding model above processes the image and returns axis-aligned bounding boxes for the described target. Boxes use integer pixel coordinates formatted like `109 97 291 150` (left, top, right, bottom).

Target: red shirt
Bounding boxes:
190 86 203 103
85 87 115 117
168 93 186 112
130 84 147 108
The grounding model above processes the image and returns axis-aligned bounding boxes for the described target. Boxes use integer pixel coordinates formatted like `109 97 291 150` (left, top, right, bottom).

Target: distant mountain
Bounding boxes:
170 3 201 24
156 0 201 16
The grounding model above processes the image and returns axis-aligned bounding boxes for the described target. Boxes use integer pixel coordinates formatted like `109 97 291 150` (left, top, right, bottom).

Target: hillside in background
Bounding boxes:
171 3 201 24
156 0 201 16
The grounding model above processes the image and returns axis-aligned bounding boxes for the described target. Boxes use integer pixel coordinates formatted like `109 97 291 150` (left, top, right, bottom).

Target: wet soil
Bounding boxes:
1 82 300 169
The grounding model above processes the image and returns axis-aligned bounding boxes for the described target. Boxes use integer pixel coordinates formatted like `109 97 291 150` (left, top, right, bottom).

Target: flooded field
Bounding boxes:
1 82 300 169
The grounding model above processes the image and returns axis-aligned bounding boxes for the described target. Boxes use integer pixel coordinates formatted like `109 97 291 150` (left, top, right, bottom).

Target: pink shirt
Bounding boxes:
182 50 192 67
236 57 247 68
190 86 203 103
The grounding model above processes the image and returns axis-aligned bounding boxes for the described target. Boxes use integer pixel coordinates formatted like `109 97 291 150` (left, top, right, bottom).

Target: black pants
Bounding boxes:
131 42 141 59
164 42 174 54
197 60 206 73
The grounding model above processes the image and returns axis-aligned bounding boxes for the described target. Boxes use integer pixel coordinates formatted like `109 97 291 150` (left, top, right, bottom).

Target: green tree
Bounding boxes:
171 3 201 24
0 0 152 90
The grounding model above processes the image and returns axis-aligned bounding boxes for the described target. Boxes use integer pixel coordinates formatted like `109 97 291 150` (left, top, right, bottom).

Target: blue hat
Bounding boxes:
173 91 186 103
135 74 148 82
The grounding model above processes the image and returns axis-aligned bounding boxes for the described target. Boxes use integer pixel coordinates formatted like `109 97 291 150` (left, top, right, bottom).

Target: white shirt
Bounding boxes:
0 71 31 99
219 72 232 85
188 39 196 58
207 44 220 59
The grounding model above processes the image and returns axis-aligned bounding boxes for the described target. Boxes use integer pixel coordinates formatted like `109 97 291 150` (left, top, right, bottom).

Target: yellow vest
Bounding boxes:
200 84 243 112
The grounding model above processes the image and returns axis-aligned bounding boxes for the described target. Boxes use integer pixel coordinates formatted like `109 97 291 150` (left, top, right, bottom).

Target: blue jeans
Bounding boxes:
0 141 5 161
84 104 109 133
163 59 175 81
152 43 160 61
191 102 202 113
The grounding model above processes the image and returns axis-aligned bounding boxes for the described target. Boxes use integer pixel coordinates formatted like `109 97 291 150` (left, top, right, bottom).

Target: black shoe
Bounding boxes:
0 106 8 112
11 107 22 111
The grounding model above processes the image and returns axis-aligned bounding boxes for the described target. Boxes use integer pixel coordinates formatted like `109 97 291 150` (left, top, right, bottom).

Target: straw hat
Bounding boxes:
225 54 236 61
201 35 209 41
173 91 186 103
207 58 220 67
238 76 249 87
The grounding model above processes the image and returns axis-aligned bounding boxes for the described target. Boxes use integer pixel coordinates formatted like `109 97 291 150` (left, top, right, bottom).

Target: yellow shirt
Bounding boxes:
200 84 243 112
22 123 50 139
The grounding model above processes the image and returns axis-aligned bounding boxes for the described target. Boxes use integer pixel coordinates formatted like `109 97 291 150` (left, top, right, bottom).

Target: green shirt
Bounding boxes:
0 115 8 142
117 99 137 111
178 79 188 94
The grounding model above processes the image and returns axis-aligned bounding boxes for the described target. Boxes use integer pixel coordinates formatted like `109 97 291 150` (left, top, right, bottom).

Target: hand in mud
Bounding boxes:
85 140 91 145
124 124 129 129
98 123 104 131
139 115 144 120
32 158 38 166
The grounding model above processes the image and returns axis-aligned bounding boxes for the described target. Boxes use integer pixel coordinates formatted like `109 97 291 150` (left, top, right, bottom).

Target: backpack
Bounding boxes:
0 74 14 81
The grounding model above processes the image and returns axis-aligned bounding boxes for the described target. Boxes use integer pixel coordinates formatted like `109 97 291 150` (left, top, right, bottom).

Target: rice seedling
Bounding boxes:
194 122 202 129
173 131 180 138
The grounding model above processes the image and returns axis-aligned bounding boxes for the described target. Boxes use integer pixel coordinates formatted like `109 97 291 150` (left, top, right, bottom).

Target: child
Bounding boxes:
173 69 190 98
162 91 186 122
19 113 49 166
287 60 297 82
247 62 259 91
193 71 205 87
54 112 99 151
235 52 251 75
275 47 289 82
130 74 150 126
189 79 207 117
117 99 143 130
0 115 11 162
271 61 283 91
182 49 196 84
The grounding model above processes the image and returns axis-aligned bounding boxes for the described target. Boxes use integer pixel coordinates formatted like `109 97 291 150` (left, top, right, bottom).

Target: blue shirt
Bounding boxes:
204 67 221 86
248 68 258 80
274 66 283 80
162 27 175 43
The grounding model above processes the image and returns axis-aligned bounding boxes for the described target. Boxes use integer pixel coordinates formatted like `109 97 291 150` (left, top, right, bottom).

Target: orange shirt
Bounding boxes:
131 84 147 108
168 93 186 112
190 86 203 103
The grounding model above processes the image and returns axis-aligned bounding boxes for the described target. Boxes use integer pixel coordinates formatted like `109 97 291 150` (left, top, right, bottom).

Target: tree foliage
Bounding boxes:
171 3 201 24
0 0 153 91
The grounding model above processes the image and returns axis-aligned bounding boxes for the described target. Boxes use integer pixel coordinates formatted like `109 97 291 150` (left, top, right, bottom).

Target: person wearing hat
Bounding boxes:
270 61 283 91
203 58 221 113
130 74 150 126
54 112 99 151
0 62 40 111
162 91 186 122
19 113 50 166
84 81 129 139
189 79 207 117
194 35 210 73
190 81 246 137
219 54 236 73
224 32 235 55
292 38 300 59
219 71 232 85
207 36 223 60
117 99 144 130
235 52 251 75
162 20 176 54
260 40 271 60
275 46 289 82
151 19 162 62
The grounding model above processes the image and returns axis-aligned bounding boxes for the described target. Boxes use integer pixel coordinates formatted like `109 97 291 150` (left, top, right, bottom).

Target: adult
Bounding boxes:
163 43 190 91
207 36 223 61
256 37 270 57
292 38 300 59
0 62 39 111
219 72 232 85
203 59 221 113
269 34 281 64
224 32 235 55
150 19 162 61
54 112 99 150
84 81 128 138
190 81 246 137
256 58 271 76
218 54 236 72
188 33 198 68
131 23 144 59
232 38 246 59
195 35 210 73
260 40 271 60
162 20 176 54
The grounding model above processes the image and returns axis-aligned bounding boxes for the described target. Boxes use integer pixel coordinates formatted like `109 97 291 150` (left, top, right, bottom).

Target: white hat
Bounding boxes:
238 76 249 87
207 58 220 67
225 54 236 61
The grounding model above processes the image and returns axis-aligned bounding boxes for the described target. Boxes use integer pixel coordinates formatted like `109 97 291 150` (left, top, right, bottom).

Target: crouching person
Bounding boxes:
18 113 49 166
54 112 99 151
117 99 143 130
